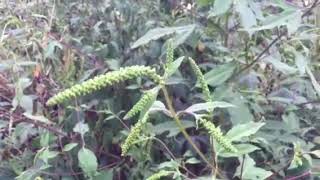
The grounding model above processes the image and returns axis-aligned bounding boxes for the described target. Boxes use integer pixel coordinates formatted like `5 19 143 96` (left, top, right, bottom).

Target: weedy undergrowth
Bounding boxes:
47 41 263 179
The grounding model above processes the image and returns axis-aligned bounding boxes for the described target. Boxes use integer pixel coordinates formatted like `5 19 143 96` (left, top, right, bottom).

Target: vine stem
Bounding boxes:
161 86 219 173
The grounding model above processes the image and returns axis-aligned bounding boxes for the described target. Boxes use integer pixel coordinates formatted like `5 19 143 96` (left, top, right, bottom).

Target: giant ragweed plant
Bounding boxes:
47 40 260 179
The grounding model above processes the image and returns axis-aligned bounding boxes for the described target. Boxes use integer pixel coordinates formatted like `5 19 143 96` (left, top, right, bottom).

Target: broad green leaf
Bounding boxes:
235 156 272 180
282 112 299 132
235 0 257 29
152 120 195 137
246 10 301 33
38 148 59 164
204 63 236 87
63 143 78 152
165 56 184 78
73 122 89 137
131 25 195 49
197 0 213 7
184 101 235 114
149 101 171 116
78 148 98 178
92 170 113 180
219 144 259 157
23 112 53 124
15 170 37 180
226 122 265 141
265 56 297 75
185 157 201 164
40 132 50 147
310 150 320 158
211 0 233 16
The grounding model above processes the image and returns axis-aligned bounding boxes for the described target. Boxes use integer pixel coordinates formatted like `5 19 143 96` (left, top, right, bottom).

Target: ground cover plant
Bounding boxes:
0 0 320 179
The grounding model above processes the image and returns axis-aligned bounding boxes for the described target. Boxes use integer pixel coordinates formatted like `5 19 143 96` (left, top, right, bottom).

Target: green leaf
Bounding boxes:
131 25 195 49
235 156 272 180
226 122 265 141
246 10 301 33
310 150 320 158
92 170 113 180
152 120 195 137
63 143 78 152
78 148 98 178
211 0 233 16
184 101 235 114
38 147 59 164
23 112 53 124
204 63 236 87
197 0 213 7
294 52 307 75
73 122 89 137
265 56 297 75
306 66 320 97
235 0 257 29
165 56 184 78
219 144 260 157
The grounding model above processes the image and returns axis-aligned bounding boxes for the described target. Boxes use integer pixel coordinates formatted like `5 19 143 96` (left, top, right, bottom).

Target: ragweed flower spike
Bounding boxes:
165 39 174 68
146 170 173 180
124 87 159 120
46 66 163 106
121 113 149 156
199 118 237 153
189 57 212 101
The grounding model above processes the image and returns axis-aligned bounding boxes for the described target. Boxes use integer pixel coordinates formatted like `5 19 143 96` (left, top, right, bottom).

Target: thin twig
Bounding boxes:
240 155 246 180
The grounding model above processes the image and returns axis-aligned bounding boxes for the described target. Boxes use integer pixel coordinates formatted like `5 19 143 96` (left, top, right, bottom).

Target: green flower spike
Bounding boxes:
124 87 159 120
146 170 173 180
165 39 174 69
46 66 162 106
121 113 149 156
189 58 212 101
199 118 237 153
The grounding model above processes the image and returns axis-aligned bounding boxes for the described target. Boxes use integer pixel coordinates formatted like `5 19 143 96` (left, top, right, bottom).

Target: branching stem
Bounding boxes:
161 86 216 171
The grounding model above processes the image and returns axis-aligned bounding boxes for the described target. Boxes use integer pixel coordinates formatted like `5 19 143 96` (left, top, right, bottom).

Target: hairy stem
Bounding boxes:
161 86 216 170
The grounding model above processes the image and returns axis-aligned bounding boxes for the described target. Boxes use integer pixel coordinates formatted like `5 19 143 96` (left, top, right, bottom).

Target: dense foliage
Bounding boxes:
0 0 320 179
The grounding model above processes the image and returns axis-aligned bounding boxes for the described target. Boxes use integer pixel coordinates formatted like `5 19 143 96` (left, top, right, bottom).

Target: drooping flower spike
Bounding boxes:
46 66 162 106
